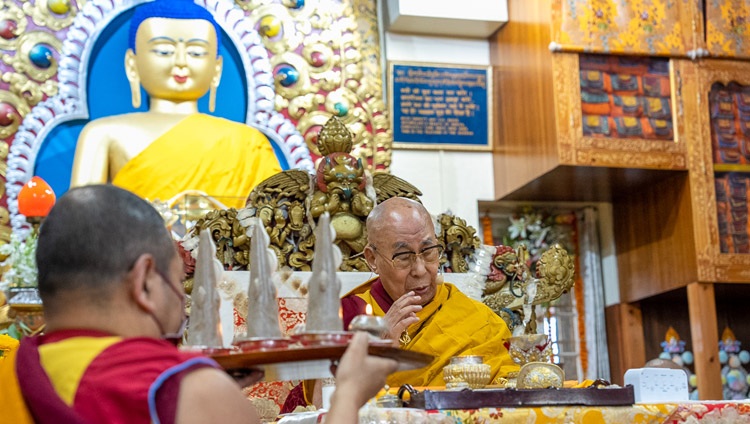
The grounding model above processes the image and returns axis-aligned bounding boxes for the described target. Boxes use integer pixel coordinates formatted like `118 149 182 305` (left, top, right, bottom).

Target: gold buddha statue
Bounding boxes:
70 0 281 209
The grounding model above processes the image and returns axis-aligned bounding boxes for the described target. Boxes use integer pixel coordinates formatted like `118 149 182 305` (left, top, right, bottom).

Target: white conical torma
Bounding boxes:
243 218 283 339
186 230 223 347
305 212 343 332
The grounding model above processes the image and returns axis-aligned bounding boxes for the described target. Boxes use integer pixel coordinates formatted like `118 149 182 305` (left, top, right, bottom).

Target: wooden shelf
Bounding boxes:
683 59 750 282
613 172 698 303
491 2 688 202
498 166 686 202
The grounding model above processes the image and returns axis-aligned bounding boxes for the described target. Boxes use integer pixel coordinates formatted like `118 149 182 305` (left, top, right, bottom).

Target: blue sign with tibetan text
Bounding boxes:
390 63 491 150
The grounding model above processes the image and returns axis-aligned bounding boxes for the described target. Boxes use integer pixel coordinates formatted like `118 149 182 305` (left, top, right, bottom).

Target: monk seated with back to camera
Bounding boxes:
341 197 519 388
2 185 397 424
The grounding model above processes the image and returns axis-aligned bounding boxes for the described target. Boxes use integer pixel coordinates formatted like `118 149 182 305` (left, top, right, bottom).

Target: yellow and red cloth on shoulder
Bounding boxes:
1 329 219 424
341 278 519 388
112 114 282 209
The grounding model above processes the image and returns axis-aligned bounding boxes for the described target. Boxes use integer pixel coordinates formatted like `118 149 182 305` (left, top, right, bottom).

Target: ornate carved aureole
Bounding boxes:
552 52 688 170
682 59 750 282
0 0 393 248
231 0 393 173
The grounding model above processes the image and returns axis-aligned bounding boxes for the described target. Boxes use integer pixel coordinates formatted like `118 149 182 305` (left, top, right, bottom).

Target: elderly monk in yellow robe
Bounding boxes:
70 0 280 208
341 197 519 387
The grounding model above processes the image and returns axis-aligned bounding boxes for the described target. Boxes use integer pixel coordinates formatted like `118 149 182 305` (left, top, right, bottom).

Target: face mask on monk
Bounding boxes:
152 268 189 346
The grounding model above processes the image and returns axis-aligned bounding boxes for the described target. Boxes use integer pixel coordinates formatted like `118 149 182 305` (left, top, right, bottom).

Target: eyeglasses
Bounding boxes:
371 244 444 270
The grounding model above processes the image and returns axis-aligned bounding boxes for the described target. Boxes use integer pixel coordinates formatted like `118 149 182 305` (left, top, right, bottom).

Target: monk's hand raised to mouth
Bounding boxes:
384 291 422 341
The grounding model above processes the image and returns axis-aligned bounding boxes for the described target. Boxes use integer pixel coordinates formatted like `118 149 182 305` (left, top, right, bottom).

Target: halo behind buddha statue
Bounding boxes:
7 0 313 235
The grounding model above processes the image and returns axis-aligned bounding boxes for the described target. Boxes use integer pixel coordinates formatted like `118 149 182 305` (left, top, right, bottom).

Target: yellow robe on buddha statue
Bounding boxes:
342 279 519 388
112 114 281 209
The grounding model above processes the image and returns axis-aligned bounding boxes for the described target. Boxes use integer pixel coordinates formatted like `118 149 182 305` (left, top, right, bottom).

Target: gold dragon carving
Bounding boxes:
436 213 481 272
483 244 575 333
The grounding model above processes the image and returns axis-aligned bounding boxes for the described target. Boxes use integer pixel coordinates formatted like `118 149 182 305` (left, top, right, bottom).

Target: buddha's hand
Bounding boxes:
384 291 422 342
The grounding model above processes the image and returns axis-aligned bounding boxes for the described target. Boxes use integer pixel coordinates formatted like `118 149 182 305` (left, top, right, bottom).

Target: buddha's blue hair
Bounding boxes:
128 0 221 55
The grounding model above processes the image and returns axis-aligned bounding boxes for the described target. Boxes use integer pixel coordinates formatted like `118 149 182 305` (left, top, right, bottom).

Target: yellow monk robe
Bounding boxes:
112 114 282 209
0 335 33 424
342 278 519 388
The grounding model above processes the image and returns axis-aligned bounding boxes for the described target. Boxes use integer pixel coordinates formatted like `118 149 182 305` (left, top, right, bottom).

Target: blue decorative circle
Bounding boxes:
334 102 348 116
720 350 728 365
29 44 53 69
276 65 299 87
740 350 750 364
681 351 694 365
290 0 304 9
658 352 671 360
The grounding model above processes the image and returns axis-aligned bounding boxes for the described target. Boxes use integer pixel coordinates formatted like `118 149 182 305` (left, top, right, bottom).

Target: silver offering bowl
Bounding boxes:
290 331 354 346
233 337 293 352
348 314 389 339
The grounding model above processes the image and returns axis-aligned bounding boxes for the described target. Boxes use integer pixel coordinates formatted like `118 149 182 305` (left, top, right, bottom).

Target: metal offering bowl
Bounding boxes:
516 361 564 389
348 314 389 339
233 337 292 352
291 331 354 346
450 355 484 365
505 334 552 365
180 345 239 355
443 363 491 389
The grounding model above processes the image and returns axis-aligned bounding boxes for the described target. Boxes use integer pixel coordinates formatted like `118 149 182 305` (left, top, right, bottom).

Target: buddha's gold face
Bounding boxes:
131 18 221 102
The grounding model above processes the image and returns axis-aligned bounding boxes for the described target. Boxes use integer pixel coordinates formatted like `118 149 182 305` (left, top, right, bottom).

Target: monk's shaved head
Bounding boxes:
366 197 433 245
37 185 176 313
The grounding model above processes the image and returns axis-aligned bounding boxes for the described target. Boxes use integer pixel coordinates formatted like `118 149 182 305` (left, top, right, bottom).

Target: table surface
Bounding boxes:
425 401 750 424
277 401 750 423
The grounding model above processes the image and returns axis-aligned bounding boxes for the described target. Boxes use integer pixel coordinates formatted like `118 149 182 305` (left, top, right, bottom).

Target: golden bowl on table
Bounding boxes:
443 356 491 389
516 361 564 389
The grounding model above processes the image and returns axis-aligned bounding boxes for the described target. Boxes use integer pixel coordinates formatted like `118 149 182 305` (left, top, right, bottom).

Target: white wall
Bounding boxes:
385 0 507 38
388 0 507 22
385 32 495 232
